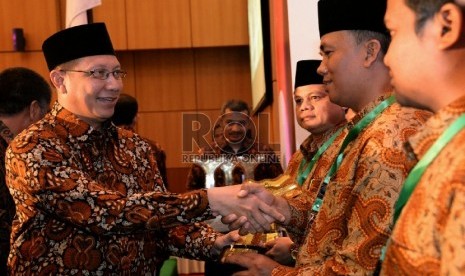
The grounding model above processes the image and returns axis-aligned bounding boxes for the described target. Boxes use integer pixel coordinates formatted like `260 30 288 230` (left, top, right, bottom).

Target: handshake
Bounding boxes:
207 181 292 235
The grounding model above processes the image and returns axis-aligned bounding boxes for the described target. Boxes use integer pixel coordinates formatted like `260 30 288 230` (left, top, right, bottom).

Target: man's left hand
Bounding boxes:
211 230 242 257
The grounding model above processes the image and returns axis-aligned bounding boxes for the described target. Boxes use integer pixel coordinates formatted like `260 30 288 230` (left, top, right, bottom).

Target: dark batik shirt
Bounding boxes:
6 102 219 275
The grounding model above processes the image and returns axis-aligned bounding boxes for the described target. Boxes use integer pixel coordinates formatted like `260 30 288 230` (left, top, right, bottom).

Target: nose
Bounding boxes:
229 123 243 131
384 48 391 68
105 74 123 92
317 60 327 76
300 97 315 112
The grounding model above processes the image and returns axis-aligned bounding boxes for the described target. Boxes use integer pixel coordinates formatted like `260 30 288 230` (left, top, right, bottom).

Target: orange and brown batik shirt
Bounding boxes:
276 122 347 244
273 95 431 275
5 102 220 275
381 96 465 276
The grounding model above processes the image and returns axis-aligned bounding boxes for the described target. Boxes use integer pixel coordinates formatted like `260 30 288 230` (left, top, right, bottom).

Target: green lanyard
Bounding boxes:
394 113 465 223
306 96 396 215
296 128 343 186
322 96 396 185
380 113 465 262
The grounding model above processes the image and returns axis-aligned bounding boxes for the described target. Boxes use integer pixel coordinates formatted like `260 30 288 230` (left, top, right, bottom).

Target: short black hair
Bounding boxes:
0 67 52 116
112 93 138 126
405 0 455 34
220 99 250 115
351 30 391 55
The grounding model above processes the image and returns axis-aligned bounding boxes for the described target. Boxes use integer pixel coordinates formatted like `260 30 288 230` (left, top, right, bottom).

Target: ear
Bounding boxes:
50 69 67 95
28 100 42 122
363 39 382 67
437 3 463 49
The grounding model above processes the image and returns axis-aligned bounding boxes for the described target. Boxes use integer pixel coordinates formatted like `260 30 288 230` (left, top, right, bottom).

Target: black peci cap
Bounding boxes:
318 0 388 38
42 23 115 71
295 60 323 90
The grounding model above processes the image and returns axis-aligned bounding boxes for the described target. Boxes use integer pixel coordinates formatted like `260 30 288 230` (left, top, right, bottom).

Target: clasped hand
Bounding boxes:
207 182 285 235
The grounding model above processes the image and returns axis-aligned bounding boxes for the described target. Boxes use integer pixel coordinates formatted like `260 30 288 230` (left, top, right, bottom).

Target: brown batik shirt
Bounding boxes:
381 96 465 276
273 96 431 275
5 103 220 275
272 123 347 245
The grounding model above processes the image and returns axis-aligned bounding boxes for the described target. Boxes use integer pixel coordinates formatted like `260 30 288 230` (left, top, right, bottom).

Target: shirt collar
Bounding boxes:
348 94 392 130
51 101 118 139
300 121 346 161
407 95 465 159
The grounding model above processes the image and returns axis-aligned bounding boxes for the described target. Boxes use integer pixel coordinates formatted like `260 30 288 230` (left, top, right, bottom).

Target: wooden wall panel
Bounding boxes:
93 0 128 50
0 0 60 51
195 46 252 110
134 50 197 112
125 0 191 49
0 52 49 82
192 109 221 150
116 51 136 98
0 52 56 104
190 0 249 47
137 111 193 169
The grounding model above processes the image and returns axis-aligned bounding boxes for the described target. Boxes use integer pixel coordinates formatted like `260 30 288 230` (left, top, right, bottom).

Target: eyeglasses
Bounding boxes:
61 69 127 80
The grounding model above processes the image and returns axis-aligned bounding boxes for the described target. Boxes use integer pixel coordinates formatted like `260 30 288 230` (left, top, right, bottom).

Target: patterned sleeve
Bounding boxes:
162 222 223 260
5 133 213 236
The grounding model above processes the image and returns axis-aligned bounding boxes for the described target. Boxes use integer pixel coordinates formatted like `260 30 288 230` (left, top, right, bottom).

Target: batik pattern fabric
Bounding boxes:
0 121 14 275
278 124 347 245
5 102 220 275
117 125 169 189
273 96 431 275
381 96 465 276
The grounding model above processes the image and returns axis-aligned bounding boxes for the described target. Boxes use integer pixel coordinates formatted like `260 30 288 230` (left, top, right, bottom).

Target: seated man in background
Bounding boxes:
111 93 169 188
0 67 52 275
186 100 283 275
186 99 283 191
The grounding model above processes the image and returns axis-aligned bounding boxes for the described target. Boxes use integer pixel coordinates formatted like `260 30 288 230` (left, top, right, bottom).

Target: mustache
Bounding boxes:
227 131 246 135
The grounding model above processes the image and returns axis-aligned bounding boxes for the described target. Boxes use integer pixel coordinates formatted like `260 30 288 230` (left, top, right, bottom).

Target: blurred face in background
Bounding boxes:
294 83 346 134
222 108 251 144
0 100 48 136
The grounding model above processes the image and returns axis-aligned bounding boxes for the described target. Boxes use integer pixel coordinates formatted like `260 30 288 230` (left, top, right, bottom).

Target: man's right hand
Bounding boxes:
207 184 286 235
